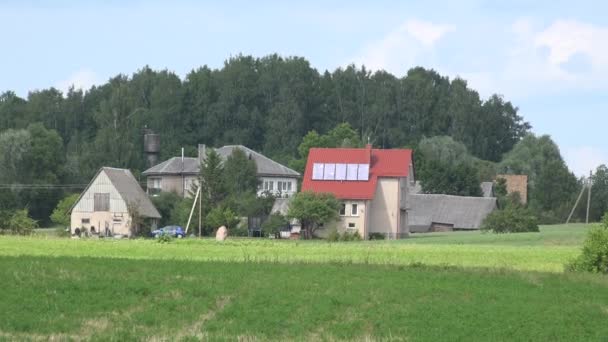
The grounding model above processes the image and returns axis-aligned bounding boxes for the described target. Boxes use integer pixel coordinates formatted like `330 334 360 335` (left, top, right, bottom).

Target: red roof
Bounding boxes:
301 146 413 200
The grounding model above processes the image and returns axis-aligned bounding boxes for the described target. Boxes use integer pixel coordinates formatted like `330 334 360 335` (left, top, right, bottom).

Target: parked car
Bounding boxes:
151 225 185 238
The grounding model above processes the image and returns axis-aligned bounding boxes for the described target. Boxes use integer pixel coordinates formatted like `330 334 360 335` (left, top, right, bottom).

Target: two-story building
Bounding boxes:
142 145 300 198
301 144 414 239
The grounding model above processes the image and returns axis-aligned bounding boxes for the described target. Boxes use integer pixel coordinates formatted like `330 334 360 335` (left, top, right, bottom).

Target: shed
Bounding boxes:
408 194 496 232
70 167 161 237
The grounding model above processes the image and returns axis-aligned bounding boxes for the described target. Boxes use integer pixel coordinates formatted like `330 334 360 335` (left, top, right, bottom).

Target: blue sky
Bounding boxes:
1 0 606 176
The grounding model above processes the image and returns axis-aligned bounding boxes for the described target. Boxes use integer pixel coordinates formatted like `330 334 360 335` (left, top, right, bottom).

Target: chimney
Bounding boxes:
366 143 372 163
198 144 207 163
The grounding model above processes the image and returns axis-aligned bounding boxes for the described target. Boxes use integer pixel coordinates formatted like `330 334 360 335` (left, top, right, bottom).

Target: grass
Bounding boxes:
0 224 603 341
0 224 589 273
1 256 607 341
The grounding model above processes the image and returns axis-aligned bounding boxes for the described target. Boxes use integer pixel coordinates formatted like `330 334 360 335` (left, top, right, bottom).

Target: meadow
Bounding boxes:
1 224 606 341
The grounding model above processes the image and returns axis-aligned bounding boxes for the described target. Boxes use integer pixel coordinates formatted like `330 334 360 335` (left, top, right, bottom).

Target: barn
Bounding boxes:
70 167 161 237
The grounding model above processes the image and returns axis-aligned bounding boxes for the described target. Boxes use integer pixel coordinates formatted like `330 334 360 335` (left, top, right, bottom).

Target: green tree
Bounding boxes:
50 193 79 227
223 148 258 196
199 149 226 207
206 206 240 230
287 191 340 239
151 192 183 227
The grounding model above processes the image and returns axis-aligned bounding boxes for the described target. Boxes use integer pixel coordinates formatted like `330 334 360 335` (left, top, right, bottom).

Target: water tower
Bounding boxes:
143 128 160 168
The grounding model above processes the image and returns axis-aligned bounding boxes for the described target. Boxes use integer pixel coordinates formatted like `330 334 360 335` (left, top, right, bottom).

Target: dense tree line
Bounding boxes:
0 54 589 226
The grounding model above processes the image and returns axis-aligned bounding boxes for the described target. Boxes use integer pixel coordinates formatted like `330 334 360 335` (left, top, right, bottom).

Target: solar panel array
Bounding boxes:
312 163 369 181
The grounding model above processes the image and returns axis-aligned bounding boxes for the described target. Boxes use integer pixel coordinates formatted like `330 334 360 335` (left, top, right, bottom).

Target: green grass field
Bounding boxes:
1 224 606 341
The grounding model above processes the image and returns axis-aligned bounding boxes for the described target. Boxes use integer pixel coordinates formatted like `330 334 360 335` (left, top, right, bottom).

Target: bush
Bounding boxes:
327 229 340 242
326 230 361 242
481 207 539 233
156 233 173 244
369 233 386 240
4 209 38 235
50 193 79 227
567 223 608 274
262 214 288 238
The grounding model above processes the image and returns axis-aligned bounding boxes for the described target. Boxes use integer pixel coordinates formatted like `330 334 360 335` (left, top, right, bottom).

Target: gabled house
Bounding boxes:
142 145 300 198
301 144 414 239
70 167 161 237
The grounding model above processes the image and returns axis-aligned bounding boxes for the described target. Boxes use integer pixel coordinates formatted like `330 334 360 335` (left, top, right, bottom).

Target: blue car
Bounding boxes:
151 225 185 238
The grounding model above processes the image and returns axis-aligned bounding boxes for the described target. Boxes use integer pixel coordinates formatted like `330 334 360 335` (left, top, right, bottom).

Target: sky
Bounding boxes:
1 0 606 177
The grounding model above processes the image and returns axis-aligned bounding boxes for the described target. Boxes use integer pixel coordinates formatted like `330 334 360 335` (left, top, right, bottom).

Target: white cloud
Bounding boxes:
405 19 454 47
535 20 608 67
351 19 453 74
56 69 100 94
451 19 608 100
564 146 608 177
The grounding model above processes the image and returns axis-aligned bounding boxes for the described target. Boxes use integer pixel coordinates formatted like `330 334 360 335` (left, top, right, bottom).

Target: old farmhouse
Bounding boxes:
302 145 414 239
142 145 300 198
70 167 161 237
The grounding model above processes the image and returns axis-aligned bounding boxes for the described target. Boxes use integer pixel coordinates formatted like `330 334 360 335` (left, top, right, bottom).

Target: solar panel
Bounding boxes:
335 163 347 180
312 163 324 180
357 164 370 181
346 164 358 181
323 163 336 180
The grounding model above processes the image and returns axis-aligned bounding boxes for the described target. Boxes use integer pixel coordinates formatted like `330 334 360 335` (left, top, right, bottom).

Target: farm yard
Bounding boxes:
1 224 607 341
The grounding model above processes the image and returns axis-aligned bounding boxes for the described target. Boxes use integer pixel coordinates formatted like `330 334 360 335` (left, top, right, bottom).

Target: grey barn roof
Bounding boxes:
409 194 496 231
143 145 300 178
72 167 161 219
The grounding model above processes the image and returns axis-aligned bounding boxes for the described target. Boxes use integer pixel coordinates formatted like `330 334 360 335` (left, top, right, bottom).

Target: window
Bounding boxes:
263 181 275 191
93 193 110 211
348 222 356 228
339 203 346 216
287 181 292 191
81 218 90 224
351 204 358 216
150 177 161 189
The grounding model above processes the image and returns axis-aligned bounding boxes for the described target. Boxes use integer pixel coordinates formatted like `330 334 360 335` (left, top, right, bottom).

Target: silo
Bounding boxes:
144 130 160 167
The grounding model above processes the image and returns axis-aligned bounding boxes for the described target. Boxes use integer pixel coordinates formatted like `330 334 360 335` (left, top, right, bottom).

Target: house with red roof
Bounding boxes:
301 144 415 239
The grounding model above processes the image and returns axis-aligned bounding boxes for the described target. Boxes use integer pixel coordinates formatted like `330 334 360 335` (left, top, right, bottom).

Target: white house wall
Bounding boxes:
72 170 127 213
71 170 132 236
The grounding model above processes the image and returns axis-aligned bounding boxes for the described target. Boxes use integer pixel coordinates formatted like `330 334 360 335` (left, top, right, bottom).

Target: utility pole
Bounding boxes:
586 170 592 224
198 185 202 237
566 170 593 225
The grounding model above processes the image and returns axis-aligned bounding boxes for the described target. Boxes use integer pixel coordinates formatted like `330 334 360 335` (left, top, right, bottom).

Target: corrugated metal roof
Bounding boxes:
301 147 413 199
409 194 496 230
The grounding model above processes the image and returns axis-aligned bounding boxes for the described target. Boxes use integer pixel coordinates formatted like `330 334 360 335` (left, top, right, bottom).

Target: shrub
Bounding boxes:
156 233 173 244
369 233 386 240
567 221 608 274
262 214 288 238
50 193 79 227
8 209 37 235
481 207 539 233
327 229 340 242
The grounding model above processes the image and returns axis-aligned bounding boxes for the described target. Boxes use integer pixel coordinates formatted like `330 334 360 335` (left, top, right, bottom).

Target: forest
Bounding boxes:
0 54 603 226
